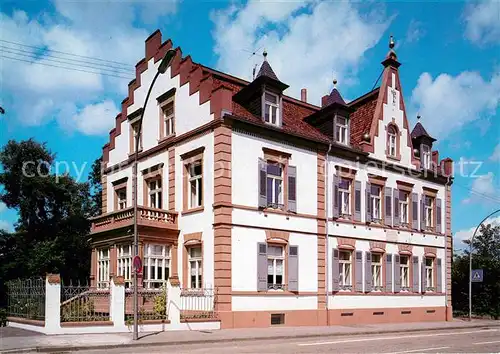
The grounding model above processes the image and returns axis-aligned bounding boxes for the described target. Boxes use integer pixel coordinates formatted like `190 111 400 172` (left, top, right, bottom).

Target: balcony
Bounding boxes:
91 206 178 235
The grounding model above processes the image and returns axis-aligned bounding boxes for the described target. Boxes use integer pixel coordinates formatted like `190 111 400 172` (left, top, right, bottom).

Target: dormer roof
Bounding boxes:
411 121 436 142
256 59 279 81
325 87 346 106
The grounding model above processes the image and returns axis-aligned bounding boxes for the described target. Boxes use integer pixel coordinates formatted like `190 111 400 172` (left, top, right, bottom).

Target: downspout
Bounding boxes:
325 142 332 325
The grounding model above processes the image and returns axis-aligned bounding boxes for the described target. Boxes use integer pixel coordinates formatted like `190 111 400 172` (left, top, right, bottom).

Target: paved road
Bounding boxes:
85 327 500 353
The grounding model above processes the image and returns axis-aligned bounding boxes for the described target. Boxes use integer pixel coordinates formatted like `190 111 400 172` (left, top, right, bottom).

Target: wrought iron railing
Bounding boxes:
60 283 110 322
124 287 167 323
180 287 217 320
6 278 45 320
267 283 286 291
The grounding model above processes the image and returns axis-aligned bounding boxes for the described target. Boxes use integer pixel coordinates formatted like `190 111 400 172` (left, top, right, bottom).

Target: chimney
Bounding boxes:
300 88 307 102
321 95 329 107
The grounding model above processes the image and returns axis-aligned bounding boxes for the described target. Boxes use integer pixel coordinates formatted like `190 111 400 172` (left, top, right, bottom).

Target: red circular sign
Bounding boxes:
133 256 142 273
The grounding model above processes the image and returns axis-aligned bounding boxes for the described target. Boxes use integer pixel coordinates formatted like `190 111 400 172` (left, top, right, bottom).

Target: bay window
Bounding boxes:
267 245 284 290
143 244 170 289
117 244 132 288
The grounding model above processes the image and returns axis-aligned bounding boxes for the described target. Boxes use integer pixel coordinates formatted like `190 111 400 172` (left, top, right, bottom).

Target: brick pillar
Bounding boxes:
317 152 327 325
45 274 61 334
110 245 117 278
90 248 97 287
168 148 175 210
445 183 453 320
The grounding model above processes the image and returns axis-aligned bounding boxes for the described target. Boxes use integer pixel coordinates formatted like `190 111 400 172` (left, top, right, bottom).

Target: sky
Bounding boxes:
0 0 499 250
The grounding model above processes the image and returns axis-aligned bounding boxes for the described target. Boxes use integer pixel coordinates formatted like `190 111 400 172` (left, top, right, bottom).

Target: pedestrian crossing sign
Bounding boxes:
471 269 483 282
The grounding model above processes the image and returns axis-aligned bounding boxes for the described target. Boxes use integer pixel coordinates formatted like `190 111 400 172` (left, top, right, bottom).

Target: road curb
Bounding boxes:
5 324 499 353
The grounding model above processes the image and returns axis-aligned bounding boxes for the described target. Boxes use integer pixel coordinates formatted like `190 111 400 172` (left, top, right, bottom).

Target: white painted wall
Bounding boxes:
328 295 445 309
233 296 317 311
106 168 133 213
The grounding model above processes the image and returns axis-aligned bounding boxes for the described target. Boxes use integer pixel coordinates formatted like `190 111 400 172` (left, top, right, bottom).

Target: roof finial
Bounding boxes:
389 35 395 49
417 114 421 122
333 78 337 88
263 49 268 61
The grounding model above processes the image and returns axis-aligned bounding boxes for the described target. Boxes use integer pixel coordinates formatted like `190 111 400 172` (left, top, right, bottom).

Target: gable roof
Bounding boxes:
347 87 379 148
256 60 279 81
324 88 346 106
411 121 435 141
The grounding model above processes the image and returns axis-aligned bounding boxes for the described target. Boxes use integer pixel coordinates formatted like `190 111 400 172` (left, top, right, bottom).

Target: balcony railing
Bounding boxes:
91 206 178 234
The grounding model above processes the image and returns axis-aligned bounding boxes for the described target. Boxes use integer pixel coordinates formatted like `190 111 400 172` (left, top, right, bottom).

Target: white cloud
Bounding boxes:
462 172 500 205
405 19 425 44
410 71 500 139
490 144 500 161
0 219 13 232
70 100 119 136
454 216 500 250
0 1 177 135
0 202 6 213
211 1 390 105
464 0 500 45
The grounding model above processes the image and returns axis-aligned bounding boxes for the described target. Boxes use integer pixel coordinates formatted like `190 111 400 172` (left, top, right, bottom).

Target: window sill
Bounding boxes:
386 154 401 162
158 134 176 143
128 149 143 157
182 206 204 216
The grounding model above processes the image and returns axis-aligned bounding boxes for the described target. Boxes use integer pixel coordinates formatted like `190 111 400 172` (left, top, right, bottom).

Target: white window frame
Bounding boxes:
339 250 352 290
339 178 351 216
388 128 397 157
371 186 381 221
399 191 409 226
117 244 132 288
266 163 283 207
148 179 162 209
425 197 434 229
162 100 175 137
422 145 431 169
400 255 410 290
372 253 383 290
189 162 203 209
131 120 142 152
336 116 348 145
425 257 434 291
97 248 110 289
188 246 202 289
117 188 127 210
264 91 280 126
143 244 170 289
267 245 285 290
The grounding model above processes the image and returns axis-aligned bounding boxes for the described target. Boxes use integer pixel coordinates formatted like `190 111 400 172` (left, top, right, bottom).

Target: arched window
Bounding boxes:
388 125 397 157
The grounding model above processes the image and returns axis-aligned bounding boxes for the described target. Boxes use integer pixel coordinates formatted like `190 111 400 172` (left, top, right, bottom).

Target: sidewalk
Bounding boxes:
1 319 499 353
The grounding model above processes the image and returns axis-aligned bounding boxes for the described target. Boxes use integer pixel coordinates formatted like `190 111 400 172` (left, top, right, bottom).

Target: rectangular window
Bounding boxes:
189 162 203 209
97 248 110 289
424 197 434 229
117 245 132 288
422 145 431 169
372 253 383 290
264 92 279 126
425 257 434 291
267 245 284 290
399 191 409 226
148 179 162 209
188 246 202 289
336 117 348 145
143 244 170 289
400 255 410 290
266 163 283 208
339 178 351 216
131 120 142 152
370 185 382 222
116 188 127 210
161 101 175 138
339 250 352 290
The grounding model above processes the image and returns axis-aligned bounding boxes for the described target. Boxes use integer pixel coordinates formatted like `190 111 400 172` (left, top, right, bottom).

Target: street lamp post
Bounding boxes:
132 49 176 341
468 208 500 321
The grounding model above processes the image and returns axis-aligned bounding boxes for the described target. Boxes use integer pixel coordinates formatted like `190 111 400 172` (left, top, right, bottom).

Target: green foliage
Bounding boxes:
88 157 103 217
0 308 7 327
61 298 106 322
153 288 167 316
452 222 500 319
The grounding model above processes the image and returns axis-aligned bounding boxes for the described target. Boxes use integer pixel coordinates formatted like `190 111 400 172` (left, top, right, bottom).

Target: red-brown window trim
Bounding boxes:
385 122 401 161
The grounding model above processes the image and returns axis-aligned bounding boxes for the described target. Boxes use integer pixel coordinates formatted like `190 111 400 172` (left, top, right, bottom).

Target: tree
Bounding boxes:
452 222 500 319
88 157 103 217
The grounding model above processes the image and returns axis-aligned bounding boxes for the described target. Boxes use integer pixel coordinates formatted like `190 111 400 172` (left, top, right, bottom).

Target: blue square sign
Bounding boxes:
471 269 483 282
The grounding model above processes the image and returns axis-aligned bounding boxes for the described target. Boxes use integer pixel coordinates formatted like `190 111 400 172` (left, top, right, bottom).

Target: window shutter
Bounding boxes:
366 182 372 223
287 165 297 213
436 198 442 233
394 254 401 292
288 245 299 291
412 256 419 292
385 254 393 293
257 242 267 291
258 158 267 208
332 175 340 218
355 250 363 292
354 181 362 221
393 189 400 227
420 196 426 231
332 249 340 292
437 258 442 293
411 193 419 230
365 251 372 292
385 187 392 226
421 256 427 293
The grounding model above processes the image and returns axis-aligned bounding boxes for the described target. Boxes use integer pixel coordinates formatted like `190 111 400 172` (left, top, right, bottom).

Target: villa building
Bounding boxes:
90 30 454 329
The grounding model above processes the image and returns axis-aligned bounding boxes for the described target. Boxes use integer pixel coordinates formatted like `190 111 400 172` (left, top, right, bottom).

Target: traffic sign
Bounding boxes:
471 269 483 282
133 255 142 273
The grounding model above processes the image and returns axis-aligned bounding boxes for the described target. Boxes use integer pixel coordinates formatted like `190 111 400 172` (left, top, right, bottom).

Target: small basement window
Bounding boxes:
270 313 285 325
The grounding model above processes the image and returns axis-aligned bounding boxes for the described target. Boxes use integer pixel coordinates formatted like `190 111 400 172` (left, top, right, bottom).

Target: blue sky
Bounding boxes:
0 0 499 248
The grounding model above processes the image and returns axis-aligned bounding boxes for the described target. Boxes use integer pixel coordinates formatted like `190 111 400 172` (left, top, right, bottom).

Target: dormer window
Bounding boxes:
422 144 431 169
264 92 280 126
335 116 349 145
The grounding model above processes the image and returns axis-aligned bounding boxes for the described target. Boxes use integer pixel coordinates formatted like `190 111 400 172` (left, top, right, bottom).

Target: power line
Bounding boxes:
454 183 500 204
0 45 134 74
1 47 134 78
1 54 134 80
0 39 131 68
